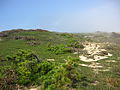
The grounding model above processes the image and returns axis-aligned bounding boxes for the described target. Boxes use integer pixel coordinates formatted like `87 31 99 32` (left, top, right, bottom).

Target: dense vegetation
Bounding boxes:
0 29 120 90
1 49 80 89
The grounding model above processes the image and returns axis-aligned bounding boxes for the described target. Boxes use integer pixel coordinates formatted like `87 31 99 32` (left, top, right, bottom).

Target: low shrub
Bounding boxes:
67 39 84 49
47 44 72 55
39 57 80 89
5 49 80 89
60 33 73 38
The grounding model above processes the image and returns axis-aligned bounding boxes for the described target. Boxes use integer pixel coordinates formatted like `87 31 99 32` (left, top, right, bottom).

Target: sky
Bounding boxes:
0 0 120 32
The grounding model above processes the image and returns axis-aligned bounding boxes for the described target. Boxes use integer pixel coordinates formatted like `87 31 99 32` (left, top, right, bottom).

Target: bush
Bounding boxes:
39 57 80 89
6 49 81 89
61 33 73 38
47 44 72 55
67 39 84 49
6 49 39 85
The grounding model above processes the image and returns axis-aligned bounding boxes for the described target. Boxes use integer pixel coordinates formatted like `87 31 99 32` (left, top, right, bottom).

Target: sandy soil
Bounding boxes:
79 42 112 62
79 42 113 73
47 59 55 61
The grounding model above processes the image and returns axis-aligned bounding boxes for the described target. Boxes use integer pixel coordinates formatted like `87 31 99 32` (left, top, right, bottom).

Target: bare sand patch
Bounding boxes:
79 42 113 73
79 62 103 68
47 59 55 61
79 42 112 62
106 60 116 62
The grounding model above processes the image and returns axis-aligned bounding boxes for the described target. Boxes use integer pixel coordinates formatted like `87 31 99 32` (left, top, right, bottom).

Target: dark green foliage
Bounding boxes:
47 44 72 55
60 33 73 38
5 49 80 89
67 39 84 48
39 57 80 89
47 39 84 55
6 49 38 85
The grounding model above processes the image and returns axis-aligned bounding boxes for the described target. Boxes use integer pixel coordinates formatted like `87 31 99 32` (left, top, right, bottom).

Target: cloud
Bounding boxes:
52 2 120 32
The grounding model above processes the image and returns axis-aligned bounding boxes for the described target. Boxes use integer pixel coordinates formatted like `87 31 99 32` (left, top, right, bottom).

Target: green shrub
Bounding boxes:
6 49 80 89
47 44 72 55
39 57 80 89
6 49 38 85
67 39 84 49
60 33 73 38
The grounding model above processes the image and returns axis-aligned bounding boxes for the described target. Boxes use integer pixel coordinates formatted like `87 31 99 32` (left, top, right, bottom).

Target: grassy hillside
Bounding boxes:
0 30 86 62
0 29 120 90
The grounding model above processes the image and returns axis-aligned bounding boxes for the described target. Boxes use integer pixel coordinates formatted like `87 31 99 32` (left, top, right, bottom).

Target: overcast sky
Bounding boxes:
0 0 120 32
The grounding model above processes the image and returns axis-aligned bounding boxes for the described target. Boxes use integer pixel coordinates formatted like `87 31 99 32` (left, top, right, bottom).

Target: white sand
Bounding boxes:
47 59 55 61
79 42 113 73
79 42 112 62
106 60 116 62
79 62 103 68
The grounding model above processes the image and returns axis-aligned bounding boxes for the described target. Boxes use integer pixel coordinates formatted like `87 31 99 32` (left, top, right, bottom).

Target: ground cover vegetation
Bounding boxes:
0 29 120 90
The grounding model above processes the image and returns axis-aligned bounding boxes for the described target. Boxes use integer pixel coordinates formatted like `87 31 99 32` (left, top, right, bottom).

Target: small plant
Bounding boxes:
61 33 73 38
67 39 84 49
47 44 72 55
